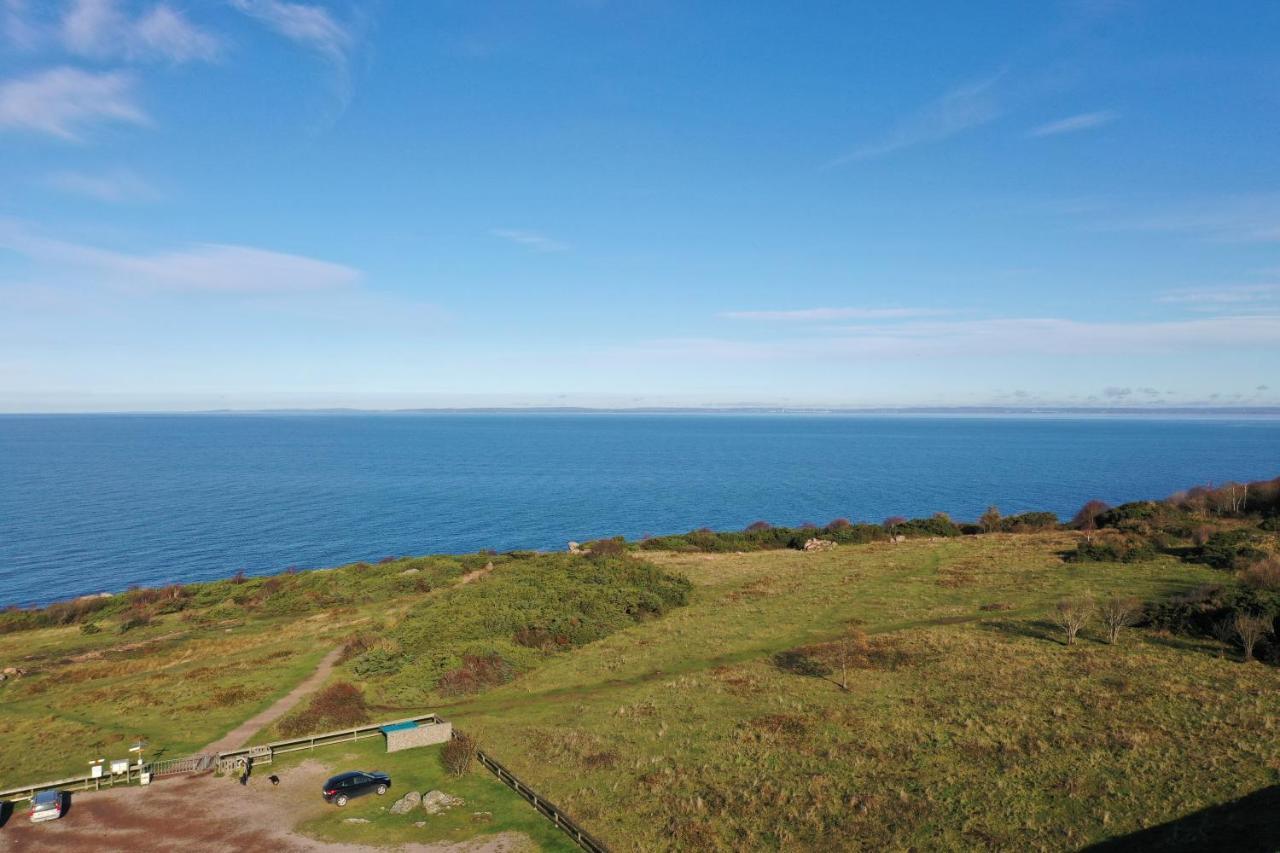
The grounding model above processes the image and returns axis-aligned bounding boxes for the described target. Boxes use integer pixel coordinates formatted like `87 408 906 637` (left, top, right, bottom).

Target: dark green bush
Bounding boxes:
1065 534 1157 564
1195 529 1267 570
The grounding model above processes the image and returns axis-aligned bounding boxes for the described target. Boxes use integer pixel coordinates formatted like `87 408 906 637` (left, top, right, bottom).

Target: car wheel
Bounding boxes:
376 784 387 795
335 795 348 807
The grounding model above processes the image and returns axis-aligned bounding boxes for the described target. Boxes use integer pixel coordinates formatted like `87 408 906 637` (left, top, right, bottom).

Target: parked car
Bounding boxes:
321 771 390 806
29 790 64 823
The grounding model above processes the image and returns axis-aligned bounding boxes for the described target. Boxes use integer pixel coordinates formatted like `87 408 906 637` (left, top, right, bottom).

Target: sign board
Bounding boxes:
110 759 130 775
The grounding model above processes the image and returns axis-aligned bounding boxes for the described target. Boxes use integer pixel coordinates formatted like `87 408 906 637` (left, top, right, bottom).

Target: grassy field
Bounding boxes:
272 738 576 851
430 534 1280 851
0 555 460 784
1 531 1276 850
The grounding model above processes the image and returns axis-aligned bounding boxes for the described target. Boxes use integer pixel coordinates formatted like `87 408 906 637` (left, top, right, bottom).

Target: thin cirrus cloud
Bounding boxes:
1027 110 1117 138
61 0 220 63
229 0 350 63
823 74 1003 167
491 229 569 253
1158 284 1280 306
629 315 1280 361
45 168 160 202
0 66 147 139
0 222 361 294
723 307 949 321
229 0 356 109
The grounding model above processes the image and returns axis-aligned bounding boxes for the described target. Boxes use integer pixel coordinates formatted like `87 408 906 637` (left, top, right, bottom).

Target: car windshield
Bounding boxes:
33 791 59 805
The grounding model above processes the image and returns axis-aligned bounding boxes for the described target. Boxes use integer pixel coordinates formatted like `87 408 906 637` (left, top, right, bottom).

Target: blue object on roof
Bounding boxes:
381 721 419 733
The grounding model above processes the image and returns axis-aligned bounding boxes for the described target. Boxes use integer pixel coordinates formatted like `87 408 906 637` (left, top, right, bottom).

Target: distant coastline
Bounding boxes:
4 405 1280 417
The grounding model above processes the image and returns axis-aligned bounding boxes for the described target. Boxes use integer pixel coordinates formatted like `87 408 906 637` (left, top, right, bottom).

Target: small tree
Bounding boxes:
883 516 907 537
1053 595 1094 646
1072 500 1111 542
979 506 1002 533
1232 612 1274 663
1099 596 1141 644
831 628 869 691
442 731 477 776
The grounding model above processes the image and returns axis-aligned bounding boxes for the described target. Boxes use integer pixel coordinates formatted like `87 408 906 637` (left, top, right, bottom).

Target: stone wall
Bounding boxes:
385 720 453 753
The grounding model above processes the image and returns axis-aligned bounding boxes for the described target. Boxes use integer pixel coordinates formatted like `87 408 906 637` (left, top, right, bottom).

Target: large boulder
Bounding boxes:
421 790 464 815
389 791 422 814
802 538 835 552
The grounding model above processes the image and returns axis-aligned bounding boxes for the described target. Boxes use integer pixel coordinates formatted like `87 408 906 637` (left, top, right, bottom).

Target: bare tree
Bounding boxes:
1099 596 1141 644
979 506 1002 533
1232 612 1274 663
883 516 907 539
1053 595 1094 646
831 628 869 691
1072 500 1110 542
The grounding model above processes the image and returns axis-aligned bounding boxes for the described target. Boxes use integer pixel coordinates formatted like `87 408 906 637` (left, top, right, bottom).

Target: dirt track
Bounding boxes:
0 759 531 853
202 646 343 755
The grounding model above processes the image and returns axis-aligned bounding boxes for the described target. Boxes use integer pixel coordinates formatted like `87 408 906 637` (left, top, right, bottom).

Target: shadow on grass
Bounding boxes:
1083 785 1279 852
979 618 1066 645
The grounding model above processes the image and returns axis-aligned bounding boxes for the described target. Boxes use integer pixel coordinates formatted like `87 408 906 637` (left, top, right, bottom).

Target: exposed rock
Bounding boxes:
414 821 426 828
343 818 370 824
421 790 464 815
892 535 906 543
2 667 25 677
400 568 420 575
471 811 493 823
567 541 582 553
802 538 835 552
389 791 422 815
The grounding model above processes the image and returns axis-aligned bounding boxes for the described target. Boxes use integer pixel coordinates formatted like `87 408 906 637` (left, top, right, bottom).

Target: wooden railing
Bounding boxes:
476 749 610 853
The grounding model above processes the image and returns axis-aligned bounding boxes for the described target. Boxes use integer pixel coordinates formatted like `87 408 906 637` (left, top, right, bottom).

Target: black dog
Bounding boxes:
269 775 280 786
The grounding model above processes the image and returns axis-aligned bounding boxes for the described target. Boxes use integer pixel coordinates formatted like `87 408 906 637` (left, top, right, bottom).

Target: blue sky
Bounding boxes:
2 1 1278 411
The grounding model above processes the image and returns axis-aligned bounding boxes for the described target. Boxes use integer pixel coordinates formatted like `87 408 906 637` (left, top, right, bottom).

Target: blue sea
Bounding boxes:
1 413 1278 607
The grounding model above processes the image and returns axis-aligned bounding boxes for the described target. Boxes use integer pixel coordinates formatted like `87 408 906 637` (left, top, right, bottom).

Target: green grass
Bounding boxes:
273 738 576 851
2 531 1275 851
430 534 1280 851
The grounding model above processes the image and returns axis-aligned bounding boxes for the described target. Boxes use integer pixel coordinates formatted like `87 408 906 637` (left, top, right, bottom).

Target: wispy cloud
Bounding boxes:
824 74 1003 167
1158 284 1280 306
229 0 355 109
491 229 569 253
45 168 160 202
3 0 41 50
1101 194 1280 243
630 315 1280 361
0 66 147 139
229 0 349 61
1027 110 1116 137
62 0 220 63
722 307 949 321
0 222 360 294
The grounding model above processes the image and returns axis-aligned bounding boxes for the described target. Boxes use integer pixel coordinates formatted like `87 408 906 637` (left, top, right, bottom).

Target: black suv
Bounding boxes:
321 770 391 806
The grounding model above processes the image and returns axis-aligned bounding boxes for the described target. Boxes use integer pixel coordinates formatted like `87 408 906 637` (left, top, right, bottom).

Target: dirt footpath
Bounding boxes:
203 646 344 755
0 760 532 853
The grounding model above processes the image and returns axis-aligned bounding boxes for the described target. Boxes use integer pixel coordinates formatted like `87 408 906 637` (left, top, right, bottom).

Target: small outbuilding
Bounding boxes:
382 718 453 753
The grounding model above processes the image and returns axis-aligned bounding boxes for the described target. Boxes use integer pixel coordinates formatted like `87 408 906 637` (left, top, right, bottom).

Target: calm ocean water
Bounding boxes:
1 413 1278 607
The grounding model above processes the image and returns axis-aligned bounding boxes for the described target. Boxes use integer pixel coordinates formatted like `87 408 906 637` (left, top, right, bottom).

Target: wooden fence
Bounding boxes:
0 713 610 853
0 713 442 803
476 748 610 853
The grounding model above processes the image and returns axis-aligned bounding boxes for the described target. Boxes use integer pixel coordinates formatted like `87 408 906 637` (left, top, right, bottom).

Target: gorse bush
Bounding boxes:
355 552 692 702
1195 529 1268 570
278 681 369 737
1064 534 1157 564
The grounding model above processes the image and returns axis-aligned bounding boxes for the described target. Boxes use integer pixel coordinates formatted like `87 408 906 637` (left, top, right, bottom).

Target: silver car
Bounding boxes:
29 790 63 823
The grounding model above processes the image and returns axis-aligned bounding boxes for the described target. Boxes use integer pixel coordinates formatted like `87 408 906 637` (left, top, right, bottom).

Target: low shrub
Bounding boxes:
442 731 477 776
1065 533 1157 564
278 682 369 737
1194 529 1267 570
436 652 514 695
